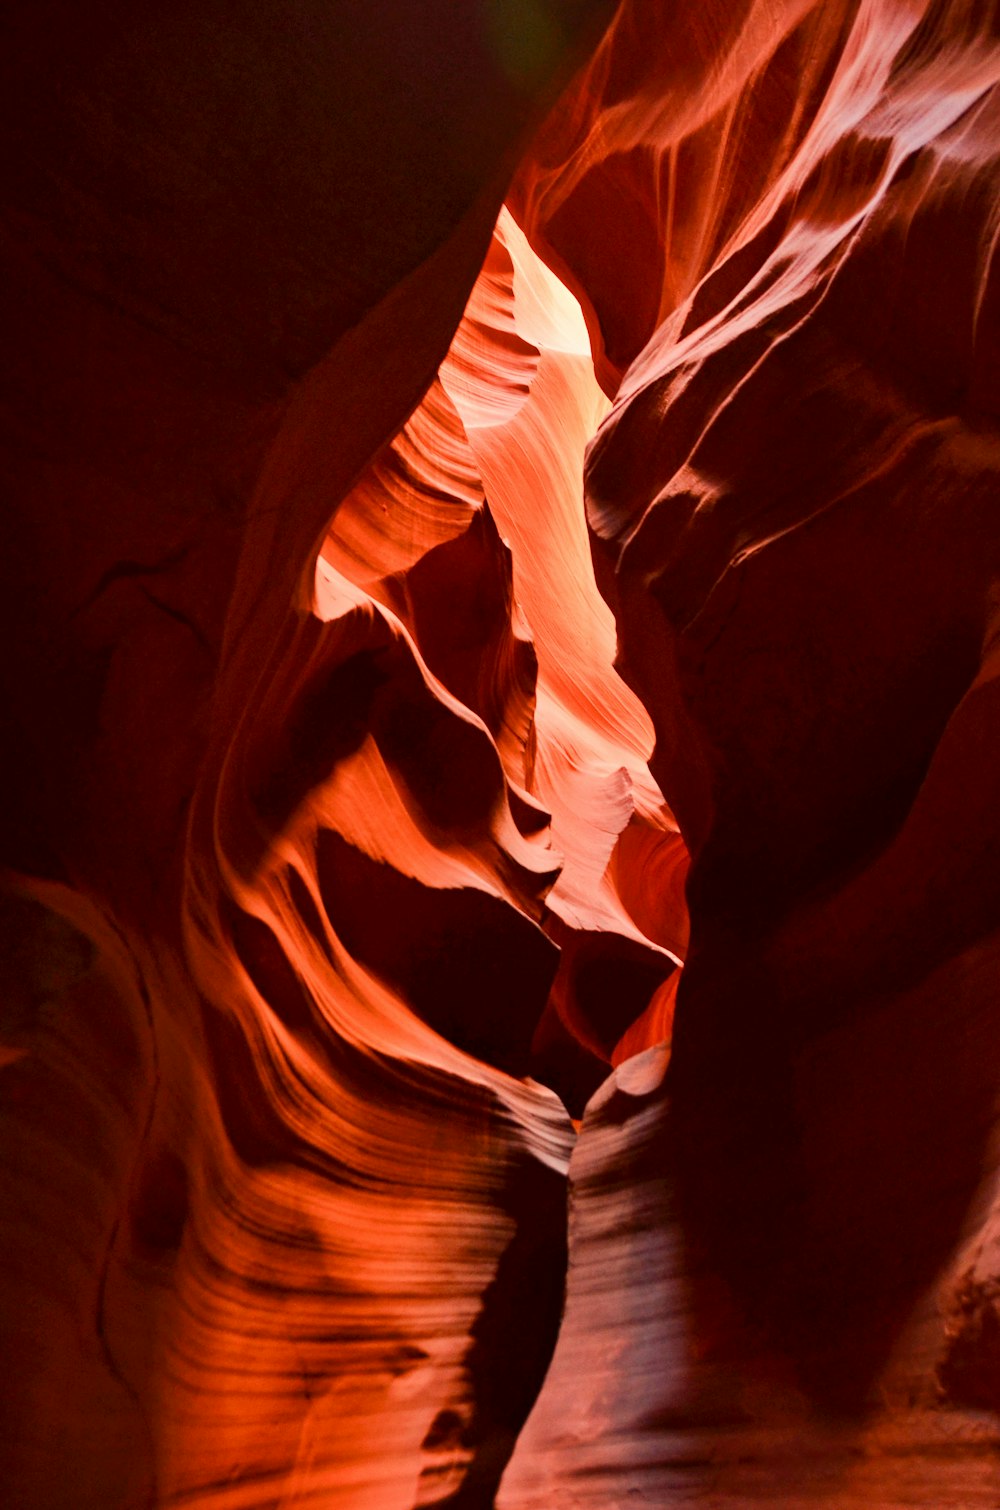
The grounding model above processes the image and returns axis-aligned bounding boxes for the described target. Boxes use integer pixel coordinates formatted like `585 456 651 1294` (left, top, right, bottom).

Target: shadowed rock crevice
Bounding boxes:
420 1156 570 1507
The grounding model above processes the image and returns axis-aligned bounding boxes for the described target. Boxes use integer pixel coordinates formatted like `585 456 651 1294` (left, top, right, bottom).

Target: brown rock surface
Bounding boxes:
0 5 616 1505
502 0 1000 1502
2 0 1000 1506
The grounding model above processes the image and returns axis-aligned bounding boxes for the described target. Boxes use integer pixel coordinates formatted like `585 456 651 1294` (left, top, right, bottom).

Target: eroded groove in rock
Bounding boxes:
2 0 1000 1506
0 4 621 1506
500 0 1000 1504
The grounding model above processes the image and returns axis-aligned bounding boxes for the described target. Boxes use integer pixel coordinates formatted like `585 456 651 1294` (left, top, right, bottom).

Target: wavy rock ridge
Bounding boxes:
2 1 999 1506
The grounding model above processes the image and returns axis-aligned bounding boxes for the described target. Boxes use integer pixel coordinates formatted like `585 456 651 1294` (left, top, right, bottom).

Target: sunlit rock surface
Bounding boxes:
2 0 999 1506
502 0 1000 1503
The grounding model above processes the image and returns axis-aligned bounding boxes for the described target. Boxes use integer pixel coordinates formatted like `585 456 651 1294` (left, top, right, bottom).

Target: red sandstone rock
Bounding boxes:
500 0 1000 1502
2 0 1000 1506
0 5 615 1505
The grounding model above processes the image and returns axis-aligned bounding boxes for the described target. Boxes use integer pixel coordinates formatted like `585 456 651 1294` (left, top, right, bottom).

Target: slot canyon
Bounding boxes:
2 1 1000 1504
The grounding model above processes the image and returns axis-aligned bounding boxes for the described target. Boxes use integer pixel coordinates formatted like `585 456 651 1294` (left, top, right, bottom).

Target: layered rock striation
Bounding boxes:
2 1 999 1506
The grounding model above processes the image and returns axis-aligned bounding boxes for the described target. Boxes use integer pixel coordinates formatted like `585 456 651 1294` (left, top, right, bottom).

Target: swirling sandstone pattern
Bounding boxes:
2 1 999 1507
503 1 1000 1504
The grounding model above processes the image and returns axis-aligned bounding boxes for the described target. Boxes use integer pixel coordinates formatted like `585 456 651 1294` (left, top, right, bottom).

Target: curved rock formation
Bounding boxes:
2 1 999 1507
503 1 1000 1503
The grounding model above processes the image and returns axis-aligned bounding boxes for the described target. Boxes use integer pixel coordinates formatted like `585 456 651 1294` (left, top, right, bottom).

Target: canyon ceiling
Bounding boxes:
2 1 1000 1506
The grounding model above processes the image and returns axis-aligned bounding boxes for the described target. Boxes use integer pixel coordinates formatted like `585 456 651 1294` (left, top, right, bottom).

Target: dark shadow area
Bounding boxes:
317 829 559 1075
668 924 1000 1417
419 1147 570 1507
529 917 674 1115
252 643 390 837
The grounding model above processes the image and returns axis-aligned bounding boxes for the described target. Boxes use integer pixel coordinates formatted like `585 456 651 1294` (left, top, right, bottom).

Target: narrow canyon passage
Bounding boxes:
2 3 1000 1507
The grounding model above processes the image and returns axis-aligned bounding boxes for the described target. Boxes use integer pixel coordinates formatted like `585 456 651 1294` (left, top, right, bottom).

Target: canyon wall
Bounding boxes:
2 1 999 1506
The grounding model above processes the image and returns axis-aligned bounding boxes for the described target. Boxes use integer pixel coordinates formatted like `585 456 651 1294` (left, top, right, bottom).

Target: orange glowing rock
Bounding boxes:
499 1 1000 1503
2 1 1000 1506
